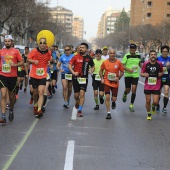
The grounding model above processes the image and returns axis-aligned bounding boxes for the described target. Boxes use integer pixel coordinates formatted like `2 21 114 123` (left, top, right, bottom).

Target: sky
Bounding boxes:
48 0 131 41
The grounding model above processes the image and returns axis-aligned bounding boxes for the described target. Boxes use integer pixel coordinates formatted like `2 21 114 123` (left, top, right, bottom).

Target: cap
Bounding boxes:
103 46 108 50
95 49 102 54
130 43 137 49
5 35 13 41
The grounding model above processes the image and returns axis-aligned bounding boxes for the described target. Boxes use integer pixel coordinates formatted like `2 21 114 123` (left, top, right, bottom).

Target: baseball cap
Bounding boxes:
95 49 102 54
5 35 13 41
130 43 137 49
103 46 108 50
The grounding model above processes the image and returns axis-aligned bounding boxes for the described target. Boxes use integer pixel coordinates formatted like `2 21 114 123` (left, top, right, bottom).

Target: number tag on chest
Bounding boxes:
108 72 116 81
18 67 22 72
148 77 157 85
2 64 11 73
65 74 72 80
36 68 44 76
95 75 101 81
132 65 139 73
77 78 86 84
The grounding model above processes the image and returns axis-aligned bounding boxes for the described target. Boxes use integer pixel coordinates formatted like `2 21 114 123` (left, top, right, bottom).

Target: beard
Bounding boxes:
6 44 11 49
80 51 85 55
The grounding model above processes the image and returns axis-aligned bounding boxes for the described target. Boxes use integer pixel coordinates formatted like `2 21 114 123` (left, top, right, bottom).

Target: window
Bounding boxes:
147 1 152 7
147 13 151 17
167 14 170 17
167 2 170 5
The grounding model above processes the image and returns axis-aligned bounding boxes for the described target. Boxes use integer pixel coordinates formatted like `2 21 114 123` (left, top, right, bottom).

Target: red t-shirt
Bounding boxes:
69 54 94 77
28 48 51 79
0 48 22 77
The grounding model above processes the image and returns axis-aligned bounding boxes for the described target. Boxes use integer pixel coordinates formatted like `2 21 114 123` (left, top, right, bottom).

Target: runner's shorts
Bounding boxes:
73 76 88 93
61 73 73 82
104 84 118 97
31 77 46 89
144 90 160 95
51 70 58 80
161 77 170 88
92 75 104 91
0 75 17 92
125 77 139 88
17 70 26 77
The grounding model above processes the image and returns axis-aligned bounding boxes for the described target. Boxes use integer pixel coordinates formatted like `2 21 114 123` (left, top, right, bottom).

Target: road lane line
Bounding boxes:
71 107 77 120
64 140 75 170
2 119 39 170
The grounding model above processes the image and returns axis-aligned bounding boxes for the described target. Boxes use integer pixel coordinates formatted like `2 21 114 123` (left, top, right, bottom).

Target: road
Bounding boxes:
0 71 170 170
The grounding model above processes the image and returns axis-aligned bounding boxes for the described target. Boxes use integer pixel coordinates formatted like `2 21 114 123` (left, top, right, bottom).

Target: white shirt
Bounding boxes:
101 55 109 60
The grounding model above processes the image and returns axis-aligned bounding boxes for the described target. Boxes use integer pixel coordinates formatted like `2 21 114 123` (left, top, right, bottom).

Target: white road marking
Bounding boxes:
64 140 75 170
71 107 77 120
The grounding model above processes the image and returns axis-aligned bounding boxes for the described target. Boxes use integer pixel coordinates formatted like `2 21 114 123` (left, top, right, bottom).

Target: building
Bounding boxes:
72 16 84 40
130 0 170 26
49 6 73 33
97 8 121 38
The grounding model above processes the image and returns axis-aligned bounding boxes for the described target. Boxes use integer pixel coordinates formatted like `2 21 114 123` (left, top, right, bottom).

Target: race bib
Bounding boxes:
148 77 157 85
77 77 86 84
108 72 116 81
163 67 168 74
95 74 101 81
18 67 22 72
65 74 72 80
132 65 139 73
50 70 54 73
2 64 11 73
36 68 44 76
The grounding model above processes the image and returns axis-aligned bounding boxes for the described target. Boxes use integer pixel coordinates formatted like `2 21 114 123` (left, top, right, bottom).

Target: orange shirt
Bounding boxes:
0 48 22 77
28 48 51 79
101 59 124 88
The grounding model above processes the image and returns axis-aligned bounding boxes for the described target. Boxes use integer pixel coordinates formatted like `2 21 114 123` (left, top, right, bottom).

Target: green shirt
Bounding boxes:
122 52 141 78
93 58 105 75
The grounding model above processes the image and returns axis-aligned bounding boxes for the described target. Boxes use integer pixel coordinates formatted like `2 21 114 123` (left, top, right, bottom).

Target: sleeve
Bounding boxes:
159 62 163 72
16 50 22 62
100 61 105 70
89 57 94 67
52 52 57 60
69 56 76 65
59 55 63 62
141 62 146 73
122 54 127 64
28 50 34 60
119 61 124 72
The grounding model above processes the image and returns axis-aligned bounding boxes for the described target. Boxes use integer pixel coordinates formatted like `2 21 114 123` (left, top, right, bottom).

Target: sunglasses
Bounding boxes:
39 42 46 44
65 49 70 51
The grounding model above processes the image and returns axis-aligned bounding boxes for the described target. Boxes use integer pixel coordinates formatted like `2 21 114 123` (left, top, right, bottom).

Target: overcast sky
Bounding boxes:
49 0 131 40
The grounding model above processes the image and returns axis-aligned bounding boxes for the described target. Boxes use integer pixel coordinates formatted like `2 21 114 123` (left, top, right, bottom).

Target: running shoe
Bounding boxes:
122 94 127 103
63 104 69 109
94 105 99 110
129 104 134 112
24 88 27 92
151 104 156 114
75 104 79 109
112 101 116 110
77 110 83 117
147 114 152 120
36 110 43 118
100 97 104 104
19 83 23 90
156 104 160 114
55 84 58 89
29 97 33 105
33 106 38 115
0 117 6 123
52 87 55 94
48 94 52 99
106 113 112 119
42 106 46 113
8 111 14 121
162 108 167 115
6 104 10 110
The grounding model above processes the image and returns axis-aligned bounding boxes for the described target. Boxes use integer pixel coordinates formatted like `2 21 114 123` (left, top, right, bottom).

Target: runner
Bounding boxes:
100 49 124 119
141 50 163 120
101 46 109 60
68 42 94 117
0 35 23 123
92 49 105 110
157 45 170 115
27 37 51 118
57 45 74 108
122 43 141 112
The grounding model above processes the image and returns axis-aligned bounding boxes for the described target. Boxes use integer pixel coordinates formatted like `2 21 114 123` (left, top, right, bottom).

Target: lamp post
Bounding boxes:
163 0 167 44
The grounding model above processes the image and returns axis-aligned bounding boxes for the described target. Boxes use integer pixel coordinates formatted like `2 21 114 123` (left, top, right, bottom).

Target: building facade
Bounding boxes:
130 0 170 26
72 16 84 40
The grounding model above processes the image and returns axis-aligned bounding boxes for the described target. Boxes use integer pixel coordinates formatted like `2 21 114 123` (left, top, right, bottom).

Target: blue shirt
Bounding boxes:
59 53 74 73
157 55 170 79
52 51 58 71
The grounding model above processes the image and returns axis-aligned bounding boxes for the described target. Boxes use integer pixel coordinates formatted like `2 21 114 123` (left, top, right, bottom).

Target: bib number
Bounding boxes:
18 67 22 72
108 72 116 81
132 65 139 73
65 74 72 80
95 74 101 81
163 67 168 74
77 78 86 84
148 77 157 85
36 68 44 76
2 64 11 73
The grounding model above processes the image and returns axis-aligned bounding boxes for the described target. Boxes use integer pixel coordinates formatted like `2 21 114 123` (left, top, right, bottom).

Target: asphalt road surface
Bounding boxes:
0 72 170 170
